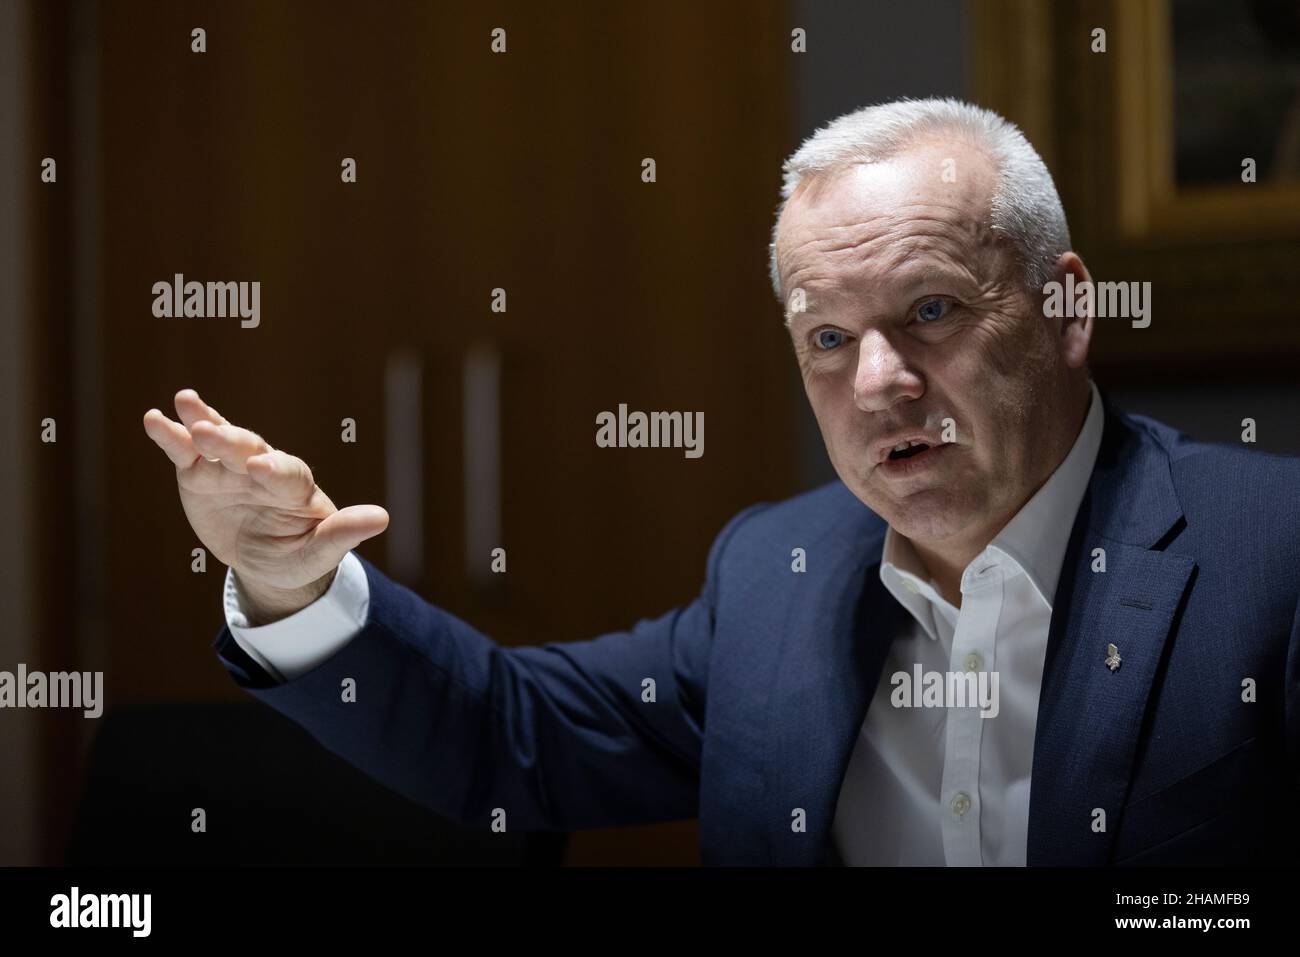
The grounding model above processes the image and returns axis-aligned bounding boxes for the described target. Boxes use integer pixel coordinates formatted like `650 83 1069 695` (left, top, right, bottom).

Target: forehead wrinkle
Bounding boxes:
781 200 996 292
783 231 1006 329
816 207 993 256
784 222 986 303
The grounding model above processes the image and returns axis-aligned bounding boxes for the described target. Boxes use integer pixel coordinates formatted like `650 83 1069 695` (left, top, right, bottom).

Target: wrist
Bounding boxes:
235 567 337 626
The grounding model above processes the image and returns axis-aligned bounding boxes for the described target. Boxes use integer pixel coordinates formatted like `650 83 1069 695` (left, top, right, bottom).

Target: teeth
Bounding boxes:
893 442 909 452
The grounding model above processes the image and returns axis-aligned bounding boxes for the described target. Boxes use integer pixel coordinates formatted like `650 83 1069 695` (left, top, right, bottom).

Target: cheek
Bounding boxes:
804 387 861 469
798 374 833 423
934 329 1040 466
965 317 1026 382
962 315 1055 404
810 394 852 449
802 361 850 414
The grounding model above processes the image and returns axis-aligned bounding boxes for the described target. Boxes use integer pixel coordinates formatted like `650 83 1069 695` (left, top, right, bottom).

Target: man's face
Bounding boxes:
776 140 1077 550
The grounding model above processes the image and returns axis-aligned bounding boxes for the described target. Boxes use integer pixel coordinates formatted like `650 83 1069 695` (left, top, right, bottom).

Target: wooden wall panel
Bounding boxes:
85 0 798 865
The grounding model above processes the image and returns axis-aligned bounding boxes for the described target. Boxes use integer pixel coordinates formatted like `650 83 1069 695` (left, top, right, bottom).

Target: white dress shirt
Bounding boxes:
224 549 371 684
830 379 1104 865
224 380 1104 866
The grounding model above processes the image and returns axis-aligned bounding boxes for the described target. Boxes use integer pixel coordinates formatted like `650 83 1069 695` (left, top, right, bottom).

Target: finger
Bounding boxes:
189 419 273 474
142 408 201 469
245 449 316 503
304 505 390 566
173 388 227 432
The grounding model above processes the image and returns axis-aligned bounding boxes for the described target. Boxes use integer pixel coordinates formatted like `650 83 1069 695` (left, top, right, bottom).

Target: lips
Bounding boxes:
877 440 953 476
872 433 945 465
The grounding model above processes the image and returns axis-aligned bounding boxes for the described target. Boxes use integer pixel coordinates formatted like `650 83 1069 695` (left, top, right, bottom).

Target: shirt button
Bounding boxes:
951 792 971 817
963 652 984 673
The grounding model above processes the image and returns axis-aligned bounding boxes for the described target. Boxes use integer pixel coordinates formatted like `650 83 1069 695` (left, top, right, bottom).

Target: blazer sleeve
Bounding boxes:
211 503 766 832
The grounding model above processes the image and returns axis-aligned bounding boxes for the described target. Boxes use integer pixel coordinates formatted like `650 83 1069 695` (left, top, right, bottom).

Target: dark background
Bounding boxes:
2 0 1297 866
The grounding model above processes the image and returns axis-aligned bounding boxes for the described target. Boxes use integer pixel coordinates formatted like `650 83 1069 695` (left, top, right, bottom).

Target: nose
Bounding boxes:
853 328 924 413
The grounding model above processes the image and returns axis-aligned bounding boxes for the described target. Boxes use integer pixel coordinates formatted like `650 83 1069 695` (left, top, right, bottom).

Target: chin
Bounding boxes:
877 490 976 541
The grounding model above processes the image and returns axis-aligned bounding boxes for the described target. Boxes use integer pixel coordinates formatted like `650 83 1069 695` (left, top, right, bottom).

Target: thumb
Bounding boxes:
309 504 390 563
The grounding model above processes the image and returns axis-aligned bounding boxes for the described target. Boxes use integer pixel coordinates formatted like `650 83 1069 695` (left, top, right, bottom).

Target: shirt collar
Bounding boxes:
880 526 949 641
879 378 1105 629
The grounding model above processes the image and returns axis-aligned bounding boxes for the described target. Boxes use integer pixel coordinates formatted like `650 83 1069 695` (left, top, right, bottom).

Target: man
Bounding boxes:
143 98 1299 866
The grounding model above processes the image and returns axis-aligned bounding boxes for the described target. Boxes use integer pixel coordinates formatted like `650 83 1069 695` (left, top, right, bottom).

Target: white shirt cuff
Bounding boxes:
223 551 371 683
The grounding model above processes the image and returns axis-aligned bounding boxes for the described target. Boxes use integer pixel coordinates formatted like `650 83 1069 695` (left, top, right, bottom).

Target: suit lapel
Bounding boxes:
1026 393 1194 864
763 499 905 865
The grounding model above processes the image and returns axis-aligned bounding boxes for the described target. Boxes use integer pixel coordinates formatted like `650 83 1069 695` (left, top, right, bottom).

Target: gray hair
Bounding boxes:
768 97 1071 303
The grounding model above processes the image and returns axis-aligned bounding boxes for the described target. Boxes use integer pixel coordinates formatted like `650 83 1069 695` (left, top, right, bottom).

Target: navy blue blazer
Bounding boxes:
214 389 1300 865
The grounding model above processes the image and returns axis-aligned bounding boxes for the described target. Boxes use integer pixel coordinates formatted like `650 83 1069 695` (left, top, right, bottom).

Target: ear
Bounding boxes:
1049 251 1093 371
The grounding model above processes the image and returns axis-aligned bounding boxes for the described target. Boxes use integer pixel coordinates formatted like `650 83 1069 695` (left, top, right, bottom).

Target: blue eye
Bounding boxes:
915 299 951 323
814 329 844 350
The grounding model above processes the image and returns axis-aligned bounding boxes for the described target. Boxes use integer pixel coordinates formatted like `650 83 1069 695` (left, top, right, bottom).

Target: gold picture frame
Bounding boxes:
967 0 1300 368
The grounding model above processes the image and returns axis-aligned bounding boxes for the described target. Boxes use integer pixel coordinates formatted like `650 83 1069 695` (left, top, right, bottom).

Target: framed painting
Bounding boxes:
967 0 1300 370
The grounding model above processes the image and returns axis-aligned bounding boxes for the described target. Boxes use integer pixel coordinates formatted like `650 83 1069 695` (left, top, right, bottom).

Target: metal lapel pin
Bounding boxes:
1105 643 1122 672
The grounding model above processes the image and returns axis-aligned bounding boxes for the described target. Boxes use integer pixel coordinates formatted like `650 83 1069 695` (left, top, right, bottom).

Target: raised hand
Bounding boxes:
142 388 389 624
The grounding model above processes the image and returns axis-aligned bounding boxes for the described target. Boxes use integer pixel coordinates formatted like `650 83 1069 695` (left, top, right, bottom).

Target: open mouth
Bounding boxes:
888 442 932 461
883 442 935 460
880 439 953 474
